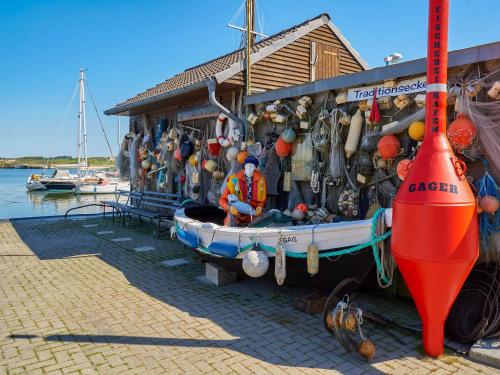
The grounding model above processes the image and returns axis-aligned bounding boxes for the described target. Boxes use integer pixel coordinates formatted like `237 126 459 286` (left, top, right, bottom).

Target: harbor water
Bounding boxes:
0 168 118 219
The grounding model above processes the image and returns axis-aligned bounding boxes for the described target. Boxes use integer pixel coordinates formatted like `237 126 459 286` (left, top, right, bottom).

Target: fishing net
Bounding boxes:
329 109 346 184
262 148 281 195
460 71 500 181
446 262 500 342
129 133 142 189
291 133 313 181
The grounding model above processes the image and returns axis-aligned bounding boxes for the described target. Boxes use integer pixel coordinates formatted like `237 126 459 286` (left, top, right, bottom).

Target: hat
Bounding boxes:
244 156 259 167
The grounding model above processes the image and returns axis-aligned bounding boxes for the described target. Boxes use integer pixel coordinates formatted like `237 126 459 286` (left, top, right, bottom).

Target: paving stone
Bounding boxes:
160 258 190 267
110 237 132 242
133 246 155 252
470 338 500 369
97 231 114 235
0 218 496 375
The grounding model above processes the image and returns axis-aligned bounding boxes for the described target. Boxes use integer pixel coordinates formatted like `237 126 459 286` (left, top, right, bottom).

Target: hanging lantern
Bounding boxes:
479 196 499 214
397 159 413 180
377 135 401 160
408 121 425 141
174 149 182 161
275 137 292 158
204 159 217 173
447 114 477 151
237 151 249 165
188 154 198 167
226 146 239 161
281 128 297 144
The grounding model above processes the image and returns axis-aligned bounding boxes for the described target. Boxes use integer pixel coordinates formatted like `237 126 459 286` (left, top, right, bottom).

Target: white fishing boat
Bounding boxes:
173 205 393 290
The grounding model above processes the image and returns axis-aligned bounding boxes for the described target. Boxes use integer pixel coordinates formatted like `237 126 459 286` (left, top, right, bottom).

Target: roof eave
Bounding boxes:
104 80 210 116
244 41 500 105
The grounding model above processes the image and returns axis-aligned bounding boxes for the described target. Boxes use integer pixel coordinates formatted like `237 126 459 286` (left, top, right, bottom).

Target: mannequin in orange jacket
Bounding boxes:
219 157 267 226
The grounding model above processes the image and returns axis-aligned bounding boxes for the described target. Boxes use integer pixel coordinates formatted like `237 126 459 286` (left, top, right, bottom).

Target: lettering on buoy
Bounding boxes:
408 182 458 194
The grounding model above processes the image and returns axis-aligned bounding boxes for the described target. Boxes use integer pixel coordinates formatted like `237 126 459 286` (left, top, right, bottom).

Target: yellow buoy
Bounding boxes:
408 121 425 141
188 154 198 167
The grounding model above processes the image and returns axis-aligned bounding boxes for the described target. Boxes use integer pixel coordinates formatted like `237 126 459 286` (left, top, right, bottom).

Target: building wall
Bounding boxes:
226 24 364 92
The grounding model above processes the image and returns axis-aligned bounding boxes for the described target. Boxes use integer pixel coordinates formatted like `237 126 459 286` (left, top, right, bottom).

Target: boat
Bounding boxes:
74 178 130 194
174 205 392 291
26 170 79 191
26 69 129 193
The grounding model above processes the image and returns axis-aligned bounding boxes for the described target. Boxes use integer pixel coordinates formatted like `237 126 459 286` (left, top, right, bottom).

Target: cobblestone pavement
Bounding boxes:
0 217 496 374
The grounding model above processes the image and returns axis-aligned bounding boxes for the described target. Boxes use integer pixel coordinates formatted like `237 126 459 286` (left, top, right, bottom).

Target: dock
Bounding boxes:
0 217 494 374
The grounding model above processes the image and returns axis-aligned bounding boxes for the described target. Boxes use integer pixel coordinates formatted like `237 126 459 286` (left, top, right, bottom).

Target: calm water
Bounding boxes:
0 168 118 219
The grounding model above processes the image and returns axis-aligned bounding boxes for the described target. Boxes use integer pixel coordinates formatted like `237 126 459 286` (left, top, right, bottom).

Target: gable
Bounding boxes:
225 24 365 92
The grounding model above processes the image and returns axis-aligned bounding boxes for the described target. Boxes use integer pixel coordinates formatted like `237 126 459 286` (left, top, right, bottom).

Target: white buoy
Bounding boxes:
242 250 269 278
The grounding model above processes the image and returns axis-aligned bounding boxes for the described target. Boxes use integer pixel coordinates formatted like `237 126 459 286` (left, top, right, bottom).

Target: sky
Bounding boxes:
0 0 499 158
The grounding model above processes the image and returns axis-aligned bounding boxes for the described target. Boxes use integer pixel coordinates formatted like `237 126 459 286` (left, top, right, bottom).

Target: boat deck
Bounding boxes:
0 217 494 374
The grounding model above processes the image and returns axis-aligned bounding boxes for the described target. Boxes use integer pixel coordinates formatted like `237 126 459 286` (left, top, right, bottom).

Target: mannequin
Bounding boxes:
219 156 267 226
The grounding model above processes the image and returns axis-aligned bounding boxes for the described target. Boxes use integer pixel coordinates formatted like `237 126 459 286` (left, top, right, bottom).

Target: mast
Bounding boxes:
245 0 255 96
81 69 88 176
77 69 84 178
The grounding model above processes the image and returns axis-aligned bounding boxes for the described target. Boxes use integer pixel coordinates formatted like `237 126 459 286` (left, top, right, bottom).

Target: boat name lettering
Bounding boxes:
282 236 297 243
408 182 458 194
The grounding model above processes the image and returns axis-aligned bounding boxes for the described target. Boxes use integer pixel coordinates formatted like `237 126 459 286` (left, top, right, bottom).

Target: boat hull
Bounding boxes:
174 205 392 292
192 246 375 292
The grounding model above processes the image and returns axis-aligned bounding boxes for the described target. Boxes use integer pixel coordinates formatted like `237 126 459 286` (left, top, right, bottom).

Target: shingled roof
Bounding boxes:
105 13 367 115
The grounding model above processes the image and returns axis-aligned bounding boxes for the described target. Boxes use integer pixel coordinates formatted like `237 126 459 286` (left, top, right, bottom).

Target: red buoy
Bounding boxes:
391 0 478 357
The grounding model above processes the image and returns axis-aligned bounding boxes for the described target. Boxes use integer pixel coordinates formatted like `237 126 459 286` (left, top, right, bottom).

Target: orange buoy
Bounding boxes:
479 195 499 214
275 137 292 157
237 151 249 165
447 114 477 151
397 159 413 180
391 0 478 358
377 135 401 160
174 149 182 161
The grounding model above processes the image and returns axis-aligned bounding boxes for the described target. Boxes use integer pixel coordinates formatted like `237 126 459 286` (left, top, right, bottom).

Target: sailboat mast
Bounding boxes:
77 68 84 178
81 69 88 176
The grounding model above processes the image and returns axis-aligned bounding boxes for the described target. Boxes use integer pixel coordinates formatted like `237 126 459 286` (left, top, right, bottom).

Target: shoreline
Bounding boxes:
0 164 113 170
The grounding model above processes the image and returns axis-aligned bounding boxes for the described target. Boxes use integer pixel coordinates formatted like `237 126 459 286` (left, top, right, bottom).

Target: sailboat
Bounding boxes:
26 69 128 193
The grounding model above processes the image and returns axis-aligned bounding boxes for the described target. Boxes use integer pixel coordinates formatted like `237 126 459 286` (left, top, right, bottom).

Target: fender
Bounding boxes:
215 113 240 147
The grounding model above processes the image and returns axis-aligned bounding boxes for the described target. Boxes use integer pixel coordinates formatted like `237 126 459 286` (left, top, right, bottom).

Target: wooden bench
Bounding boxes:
102 190 182 237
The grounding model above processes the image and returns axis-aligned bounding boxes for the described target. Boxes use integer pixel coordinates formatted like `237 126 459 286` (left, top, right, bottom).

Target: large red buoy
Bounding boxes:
391 0 478 357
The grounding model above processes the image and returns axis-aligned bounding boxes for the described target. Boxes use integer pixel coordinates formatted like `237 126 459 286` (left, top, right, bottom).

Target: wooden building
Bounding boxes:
104 13 367 131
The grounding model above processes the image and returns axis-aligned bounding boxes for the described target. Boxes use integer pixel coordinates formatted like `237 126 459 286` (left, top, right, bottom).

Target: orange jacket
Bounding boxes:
219 169 267 211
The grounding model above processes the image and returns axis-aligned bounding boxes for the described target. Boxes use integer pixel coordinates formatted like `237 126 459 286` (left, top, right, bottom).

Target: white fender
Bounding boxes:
345 109 363 159
216 113 239 147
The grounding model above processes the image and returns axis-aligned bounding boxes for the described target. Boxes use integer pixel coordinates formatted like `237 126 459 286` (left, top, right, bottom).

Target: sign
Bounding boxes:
347 76 427 102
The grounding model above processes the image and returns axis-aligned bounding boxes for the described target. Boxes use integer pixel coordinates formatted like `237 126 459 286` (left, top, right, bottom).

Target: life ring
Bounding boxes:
120 132 138 158
215 113 239 147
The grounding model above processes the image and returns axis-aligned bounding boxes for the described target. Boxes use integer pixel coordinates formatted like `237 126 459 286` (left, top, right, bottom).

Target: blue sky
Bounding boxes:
1 0 499 158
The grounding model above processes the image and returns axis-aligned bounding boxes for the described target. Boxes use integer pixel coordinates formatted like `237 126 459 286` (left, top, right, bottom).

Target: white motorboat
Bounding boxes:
74 179 130 194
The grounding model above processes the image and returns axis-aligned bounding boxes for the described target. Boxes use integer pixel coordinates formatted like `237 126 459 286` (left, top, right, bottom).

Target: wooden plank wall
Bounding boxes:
226 24 364 92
